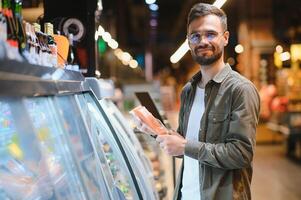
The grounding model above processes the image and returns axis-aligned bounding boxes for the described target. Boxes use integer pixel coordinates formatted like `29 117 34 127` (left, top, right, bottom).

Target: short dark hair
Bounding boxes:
187 3 227 31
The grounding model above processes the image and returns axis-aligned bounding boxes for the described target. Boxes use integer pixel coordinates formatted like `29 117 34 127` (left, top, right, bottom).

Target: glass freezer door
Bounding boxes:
0 98 44 200
0 97 86 200
99 99 158 200
76 92 141 200
23 97 89 200
53 95 112 200
100 99 154 174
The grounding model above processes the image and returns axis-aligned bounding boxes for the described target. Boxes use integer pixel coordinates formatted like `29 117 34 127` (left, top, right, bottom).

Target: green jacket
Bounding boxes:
173 64 260 200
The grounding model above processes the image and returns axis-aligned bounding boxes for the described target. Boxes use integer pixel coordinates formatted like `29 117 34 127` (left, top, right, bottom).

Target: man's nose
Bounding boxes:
199 36 210 44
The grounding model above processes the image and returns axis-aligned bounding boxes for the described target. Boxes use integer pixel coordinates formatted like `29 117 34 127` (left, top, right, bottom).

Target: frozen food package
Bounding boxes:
130 106 168 135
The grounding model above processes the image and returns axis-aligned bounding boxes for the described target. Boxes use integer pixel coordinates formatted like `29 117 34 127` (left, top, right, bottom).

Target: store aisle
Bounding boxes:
252 144 301 200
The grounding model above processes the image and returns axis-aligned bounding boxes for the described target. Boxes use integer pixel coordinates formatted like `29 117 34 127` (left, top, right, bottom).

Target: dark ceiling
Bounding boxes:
101 0 301 75
23 0 301 76
101 0 240 73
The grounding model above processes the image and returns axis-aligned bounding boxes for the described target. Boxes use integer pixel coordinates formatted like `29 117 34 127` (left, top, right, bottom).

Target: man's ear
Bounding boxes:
223 31 230 46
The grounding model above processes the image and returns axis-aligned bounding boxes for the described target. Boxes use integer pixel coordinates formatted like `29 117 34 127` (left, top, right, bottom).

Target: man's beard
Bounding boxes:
192 46 223 66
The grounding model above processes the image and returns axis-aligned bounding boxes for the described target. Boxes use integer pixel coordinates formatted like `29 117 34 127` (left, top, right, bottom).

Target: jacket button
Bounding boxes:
213 118 216 121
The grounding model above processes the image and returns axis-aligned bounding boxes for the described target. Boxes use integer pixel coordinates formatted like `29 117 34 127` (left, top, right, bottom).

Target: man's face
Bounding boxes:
187 15 229 66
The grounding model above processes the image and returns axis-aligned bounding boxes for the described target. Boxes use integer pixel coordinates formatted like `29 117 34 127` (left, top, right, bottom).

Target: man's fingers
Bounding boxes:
156 134 169 141
156 135 163 143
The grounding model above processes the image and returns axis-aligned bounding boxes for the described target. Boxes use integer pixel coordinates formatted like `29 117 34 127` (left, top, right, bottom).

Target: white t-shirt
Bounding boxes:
181 86 205 200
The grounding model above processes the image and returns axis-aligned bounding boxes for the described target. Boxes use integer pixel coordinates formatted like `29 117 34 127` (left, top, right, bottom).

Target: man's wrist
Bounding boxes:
184 140 201 160
182 139 187 155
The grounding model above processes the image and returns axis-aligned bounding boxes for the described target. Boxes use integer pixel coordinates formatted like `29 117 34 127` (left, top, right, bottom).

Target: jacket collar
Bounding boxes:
190 63 232 85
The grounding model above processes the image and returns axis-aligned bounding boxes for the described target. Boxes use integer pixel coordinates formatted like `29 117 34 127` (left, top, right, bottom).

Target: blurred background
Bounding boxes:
1 0 301 199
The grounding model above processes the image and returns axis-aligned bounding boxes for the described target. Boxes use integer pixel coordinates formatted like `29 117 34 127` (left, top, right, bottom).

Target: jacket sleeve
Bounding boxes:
175 84 190 159
176 85 187 135
184 83 260 169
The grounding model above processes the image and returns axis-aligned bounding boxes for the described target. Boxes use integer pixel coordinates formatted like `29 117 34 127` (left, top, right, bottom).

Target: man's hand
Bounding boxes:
156 130 187 156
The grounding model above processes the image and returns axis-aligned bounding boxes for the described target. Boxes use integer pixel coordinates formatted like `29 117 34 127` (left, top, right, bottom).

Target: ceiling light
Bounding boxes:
108 39 118 49
97 0 103 11
95 70 101 76
145 0 156 5
121 52 132 63
96 25 138 68
235 44 244 54
122 59 130 66
150 19 158 27
280 52 290 61
170 39 190 63
114 48 122 55
213 0 227 8
114 49 123 59
149 4 159 11
97 25 105 36
275 45 283 53
102 32 111 42
129 60 138 68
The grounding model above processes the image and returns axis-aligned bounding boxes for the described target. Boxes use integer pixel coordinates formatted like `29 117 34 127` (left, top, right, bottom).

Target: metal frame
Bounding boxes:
0 60 89 96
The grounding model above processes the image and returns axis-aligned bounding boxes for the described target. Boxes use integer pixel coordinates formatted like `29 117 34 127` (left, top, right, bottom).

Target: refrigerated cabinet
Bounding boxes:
0 60 113 199
75 92 159 200
86 78 166 199
98 99 158 199
0 60 157 200
83 78 156 194
76 93 142 200
0 97 95 200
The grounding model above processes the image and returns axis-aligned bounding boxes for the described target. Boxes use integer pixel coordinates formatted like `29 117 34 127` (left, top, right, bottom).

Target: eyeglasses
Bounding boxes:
187 31 224 45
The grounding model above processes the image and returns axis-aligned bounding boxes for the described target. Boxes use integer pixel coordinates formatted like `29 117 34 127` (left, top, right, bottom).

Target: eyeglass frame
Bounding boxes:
187 30 226 45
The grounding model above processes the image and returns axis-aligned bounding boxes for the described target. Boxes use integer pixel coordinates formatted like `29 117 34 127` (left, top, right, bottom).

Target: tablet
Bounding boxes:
134 92 165 125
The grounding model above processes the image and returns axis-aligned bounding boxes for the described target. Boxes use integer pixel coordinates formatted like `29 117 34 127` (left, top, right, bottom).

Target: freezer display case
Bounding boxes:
0 60 115 200
0 97 87 200
85 77 166 199
100 99 153 170
52 95 114 200
76 92 146 200
98 99 158 199
23 96 90 199
0 60 159 200
0 98 40 200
